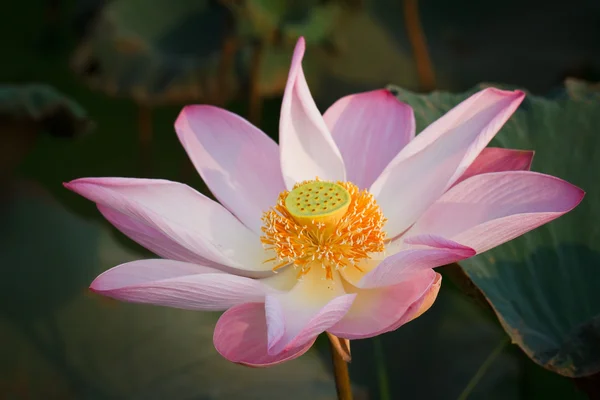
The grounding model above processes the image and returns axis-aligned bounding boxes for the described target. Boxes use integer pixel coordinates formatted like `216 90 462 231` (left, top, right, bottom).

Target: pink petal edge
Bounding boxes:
371 88 526 238
372 272 442 334
407 170 585 253
453 147 534 187
279 37 345 188
407 272 443 323
265 293 357 355
98 205 226 270
90 259 272 311
214 302 315 367
328 269 436 339
323 89 416 189
64 178 270 272
359 236 475 289
175 106 285 235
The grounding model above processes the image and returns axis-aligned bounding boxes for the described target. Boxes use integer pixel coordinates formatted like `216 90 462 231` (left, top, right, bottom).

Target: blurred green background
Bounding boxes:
2 0 600 399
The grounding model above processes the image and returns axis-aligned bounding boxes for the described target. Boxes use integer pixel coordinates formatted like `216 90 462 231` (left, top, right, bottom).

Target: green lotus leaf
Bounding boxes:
389 80 600 378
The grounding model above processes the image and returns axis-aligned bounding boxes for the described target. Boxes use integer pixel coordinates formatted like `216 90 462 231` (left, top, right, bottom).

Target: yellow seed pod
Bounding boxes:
284 181 350 227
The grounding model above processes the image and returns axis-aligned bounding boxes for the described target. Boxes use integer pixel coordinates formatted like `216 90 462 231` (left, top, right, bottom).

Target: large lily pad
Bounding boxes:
230 0 343 45
0 182 337 399
0 84 92 181
71 0 425 107
72 0 236 105
71 0 345 106
70 0 600 107
346 285 523 399
0 84 91 138
389 79 600 378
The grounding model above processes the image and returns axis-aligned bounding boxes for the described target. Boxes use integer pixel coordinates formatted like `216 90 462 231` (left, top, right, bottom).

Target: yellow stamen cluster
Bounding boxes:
261 179 387 280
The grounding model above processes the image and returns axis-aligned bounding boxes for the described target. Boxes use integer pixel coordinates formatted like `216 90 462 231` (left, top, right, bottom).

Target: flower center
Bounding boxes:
284 181 351 227
261 179 387 280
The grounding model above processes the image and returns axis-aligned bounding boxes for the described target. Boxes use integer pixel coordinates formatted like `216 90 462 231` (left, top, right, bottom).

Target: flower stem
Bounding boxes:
403 0 436 91
215 35 237 106
328 334 353 400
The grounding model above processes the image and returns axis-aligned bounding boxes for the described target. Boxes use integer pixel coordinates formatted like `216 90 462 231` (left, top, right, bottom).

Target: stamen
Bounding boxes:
261 179 387 281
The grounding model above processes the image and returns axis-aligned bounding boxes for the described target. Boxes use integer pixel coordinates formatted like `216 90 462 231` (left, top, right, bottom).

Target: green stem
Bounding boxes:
457 338 509 400
373 337 391 400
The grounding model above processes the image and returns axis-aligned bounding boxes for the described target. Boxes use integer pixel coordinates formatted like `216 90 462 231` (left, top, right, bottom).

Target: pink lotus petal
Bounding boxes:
264 267 356 354
98 205 271 278
266 293 356 355
364 272 442 337
214 302 315 367
279 37 345 188
383 232 475 258
453 147 534 187
407 171 585 253
403 233 475 249
406 272 442 323
175 106 285 234
90 259 272 311
98 205 222 267
323 89 415 189
65 178 270 271
371 88 525 238
372 272 442 333
359 236 475 288
328 269 436 339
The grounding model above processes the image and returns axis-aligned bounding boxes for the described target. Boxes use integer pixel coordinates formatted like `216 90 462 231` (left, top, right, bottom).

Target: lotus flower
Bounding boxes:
65 37 584 367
